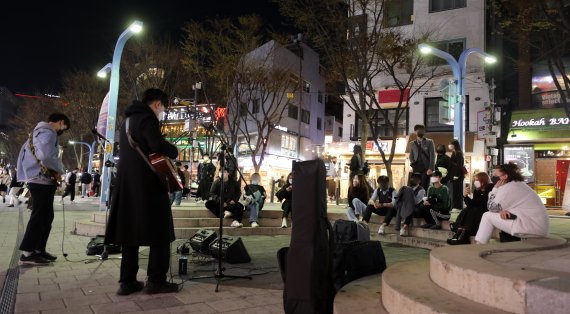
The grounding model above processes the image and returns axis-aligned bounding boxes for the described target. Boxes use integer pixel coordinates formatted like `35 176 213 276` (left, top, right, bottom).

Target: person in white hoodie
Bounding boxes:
475 162 549 244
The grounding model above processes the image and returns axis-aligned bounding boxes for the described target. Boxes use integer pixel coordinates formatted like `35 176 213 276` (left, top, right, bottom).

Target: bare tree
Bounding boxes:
279 0 435 180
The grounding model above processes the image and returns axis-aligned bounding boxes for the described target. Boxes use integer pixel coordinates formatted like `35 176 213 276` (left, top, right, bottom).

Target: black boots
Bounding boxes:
447 228 471 245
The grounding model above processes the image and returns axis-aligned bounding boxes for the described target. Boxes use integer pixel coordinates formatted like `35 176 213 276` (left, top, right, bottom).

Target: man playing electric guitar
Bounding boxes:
17 113 70 265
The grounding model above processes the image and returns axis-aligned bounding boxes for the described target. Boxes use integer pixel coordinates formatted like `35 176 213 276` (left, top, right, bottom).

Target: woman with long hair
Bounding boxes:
448 139 465 210
475 163 549 244
447 172 494 245
346 174 370 221
276 172 293 228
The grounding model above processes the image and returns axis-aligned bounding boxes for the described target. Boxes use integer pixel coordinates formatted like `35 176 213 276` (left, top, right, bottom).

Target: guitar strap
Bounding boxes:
125 118 160 173
27 131 52 178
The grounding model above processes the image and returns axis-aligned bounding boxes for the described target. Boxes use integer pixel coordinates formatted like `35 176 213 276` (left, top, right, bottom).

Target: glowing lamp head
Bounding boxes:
69 141 76 144
97 71 107 78
129 21 143 33
484 56 497 64
419 44 432 55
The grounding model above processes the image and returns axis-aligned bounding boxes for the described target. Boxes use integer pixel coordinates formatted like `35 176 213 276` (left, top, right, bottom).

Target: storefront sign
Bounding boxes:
477 110 491 139
504 145 535 183
510 108 570 130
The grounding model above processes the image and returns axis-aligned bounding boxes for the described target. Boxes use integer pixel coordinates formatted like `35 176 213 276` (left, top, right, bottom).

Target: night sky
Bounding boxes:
0 0 291 93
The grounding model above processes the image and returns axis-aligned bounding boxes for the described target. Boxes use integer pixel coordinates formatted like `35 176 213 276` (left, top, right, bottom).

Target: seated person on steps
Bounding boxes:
346 174 371 222
362 175 396 235
205 170 244 228
475 163 549 244
447 172 494 245
276 172 293 228
243 172 266 228
418 170 450 230
393 172 425 237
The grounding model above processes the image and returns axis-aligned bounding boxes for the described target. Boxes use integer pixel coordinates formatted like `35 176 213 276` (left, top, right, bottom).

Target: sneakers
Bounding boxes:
251 221 259 228
19 253 51 265
224 211 232 218
230 220 243 228
399 226 408 237
38 251 57 261
117 281 144 296
143 281 180 294
281 218 288 228
378 224 385 235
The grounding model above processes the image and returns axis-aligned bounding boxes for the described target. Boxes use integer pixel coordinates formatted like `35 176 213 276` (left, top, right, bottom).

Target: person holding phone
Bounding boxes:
474 163 549 244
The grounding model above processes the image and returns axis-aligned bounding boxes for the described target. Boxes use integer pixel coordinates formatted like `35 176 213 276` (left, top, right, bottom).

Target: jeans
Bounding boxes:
247 203 259 223
81 183 90 197
19 183 57 252
170 191 182 206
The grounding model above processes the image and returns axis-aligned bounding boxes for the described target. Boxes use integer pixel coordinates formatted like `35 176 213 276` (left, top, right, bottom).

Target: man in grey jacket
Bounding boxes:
408 124 436 190
17 113 69 265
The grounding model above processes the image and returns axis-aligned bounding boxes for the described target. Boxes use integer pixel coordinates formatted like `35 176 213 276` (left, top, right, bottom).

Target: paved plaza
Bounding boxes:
0 197 433 313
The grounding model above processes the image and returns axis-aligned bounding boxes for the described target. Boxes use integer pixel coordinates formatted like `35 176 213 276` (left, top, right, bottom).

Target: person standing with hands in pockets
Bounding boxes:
408 124 436 190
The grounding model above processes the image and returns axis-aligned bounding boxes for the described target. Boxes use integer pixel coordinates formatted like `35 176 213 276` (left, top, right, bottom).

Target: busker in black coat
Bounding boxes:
104 88 180 296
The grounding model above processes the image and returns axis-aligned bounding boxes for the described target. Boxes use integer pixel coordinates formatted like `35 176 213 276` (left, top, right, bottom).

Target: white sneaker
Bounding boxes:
281 218 288 228
251 222 259 228
399 226 408 237
224 211 232 218
230 220 243 228
378 224 385 235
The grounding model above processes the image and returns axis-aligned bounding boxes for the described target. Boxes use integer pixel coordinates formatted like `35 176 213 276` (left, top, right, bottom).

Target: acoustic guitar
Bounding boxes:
149 153 183 193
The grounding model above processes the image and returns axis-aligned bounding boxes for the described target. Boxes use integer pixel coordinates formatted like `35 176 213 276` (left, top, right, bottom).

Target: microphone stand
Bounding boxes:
185 130 252 291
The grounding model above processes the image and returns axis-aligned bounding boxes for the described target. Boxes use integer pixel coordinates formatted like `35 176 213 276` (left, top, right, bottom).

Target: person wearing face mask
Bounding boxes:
363 176 396 234
447 172 494 245
276 172 293 228
105 88 180 295
394 173 426 236
17 112 70 265
205 170 244 228
243 172 266 228
196 153 216 203
448 139 465 210
474 163 549 244
408 124 436 190
418 171 450 229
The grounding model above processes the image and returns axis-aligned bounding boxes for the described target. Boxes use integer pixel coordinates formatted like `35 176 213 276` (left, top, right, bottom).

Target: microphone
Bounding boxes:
91 129 111 144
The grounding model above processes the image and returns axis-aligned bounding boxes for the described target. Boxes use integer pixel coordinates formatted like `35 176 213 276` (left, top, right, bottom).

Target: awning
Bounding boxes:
378 88 409 109
508 108 570 142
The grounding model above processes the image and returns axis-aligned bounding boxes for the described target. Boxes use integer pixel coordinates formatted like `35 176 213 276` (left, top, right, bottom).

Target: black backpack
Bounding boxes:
86 235 121 255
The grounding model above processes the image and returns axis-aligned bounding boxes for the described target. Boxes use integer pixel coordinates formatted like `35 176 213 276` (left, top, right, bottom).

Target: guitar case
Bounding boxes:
283 160 335 314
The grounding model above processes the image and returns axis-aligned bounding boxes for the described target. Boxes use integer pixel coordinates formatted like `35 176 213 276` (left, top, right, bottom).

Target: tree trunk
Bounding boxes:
360 118 369 159
385 162 393 187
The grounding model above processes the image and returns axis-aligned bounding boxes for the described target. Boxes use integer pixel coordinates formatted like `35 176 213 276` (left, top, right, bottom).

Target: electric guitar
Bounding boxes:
149 153 183 193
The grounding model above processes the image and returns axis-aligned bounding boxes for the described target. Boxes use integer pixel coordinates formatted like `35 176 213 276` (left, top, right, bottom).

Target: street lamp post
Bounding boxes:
418 44 496 149
69 141 96 173
99 21 143 211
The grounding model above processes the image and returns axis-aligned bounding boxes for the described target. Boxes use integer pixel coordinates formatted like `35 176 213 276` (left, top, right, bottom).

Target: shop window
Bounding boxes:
281 134 297 157
424 96 469 132
301 109 311 124
384 0 414 27
317 117 322 130
430 0 466 12
428 39 465 66
288 104 298 120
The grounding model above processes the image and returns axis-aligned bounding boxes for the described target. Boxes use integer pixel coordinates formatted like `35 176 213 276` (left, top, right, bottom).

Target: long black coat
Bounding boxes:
105 102 178 246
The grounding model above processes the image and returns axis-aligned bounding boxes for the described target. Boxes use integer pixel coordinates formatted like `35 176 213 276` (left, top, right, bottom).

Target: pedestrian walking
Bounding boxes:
61 168 78 203
80 169 92 198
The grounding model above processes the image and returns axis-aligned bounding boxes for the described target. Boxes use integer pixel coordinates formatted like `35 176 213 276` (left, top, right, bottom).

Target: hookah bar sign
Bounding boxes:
510 108 570 130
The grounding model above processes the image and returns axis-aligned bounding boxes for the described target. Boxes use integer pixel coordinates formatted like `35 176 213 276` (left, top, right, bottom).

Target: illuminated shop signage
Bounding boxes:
510 108 570 130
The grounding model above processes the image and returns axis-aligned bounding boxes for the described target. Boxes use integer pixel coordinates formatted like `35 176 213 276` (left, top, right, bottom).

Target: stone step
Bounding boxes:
172 217 285 228
382 259 511 314
73 220 292 238
375 233 446 250
429 236 569 313
333 274 388 314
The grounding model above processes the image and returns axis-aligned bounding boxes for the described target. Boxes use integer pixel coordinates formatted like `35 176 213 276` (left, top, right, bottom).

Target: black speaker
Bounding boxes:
209 235 251 264
189 229 217 253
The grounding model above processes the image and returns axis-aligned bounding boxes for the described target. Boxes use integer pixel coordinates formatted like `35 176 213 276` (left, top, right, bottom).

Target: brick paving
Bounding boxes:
2 196 569 313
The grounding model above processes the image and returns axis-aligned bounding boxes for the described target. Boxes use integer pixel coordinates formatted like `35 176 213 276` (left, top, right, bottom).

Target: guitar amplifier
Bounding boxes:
209 235 251 264
189 229 217 253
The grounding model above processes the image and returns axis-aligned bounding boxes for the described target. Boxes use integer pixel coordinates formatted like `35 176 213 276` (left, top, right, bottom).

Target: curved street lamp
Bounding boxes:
99 20 143 211
69 141 96 174
418 43 496 149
